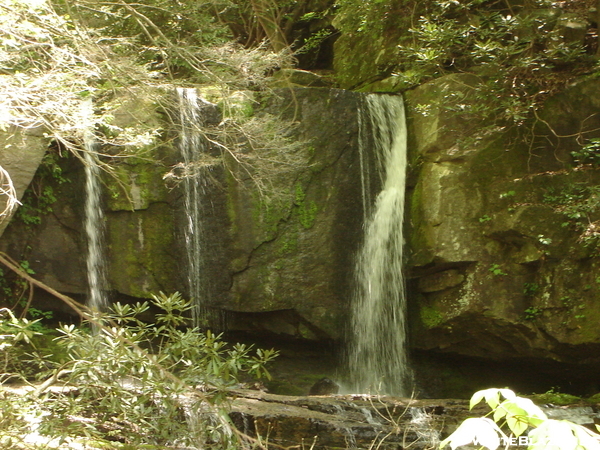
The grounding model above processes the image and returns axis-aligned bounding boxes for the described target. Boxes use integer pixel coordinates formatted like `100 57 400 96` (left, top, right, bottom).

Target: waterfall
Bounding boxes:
348 94 411 396
81 99 108 313
177 87 212 327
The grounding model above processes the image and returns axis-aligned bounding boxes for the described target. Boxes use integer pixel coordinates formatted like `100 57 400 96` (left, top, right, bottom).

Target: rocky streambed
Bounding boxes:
5 382 600 449
227 389 600 450
228 389 465 449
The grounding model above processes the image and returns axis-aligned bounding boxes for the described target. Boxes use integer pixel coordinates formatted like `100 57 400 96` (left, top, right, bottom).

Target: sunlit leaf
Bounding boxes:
470 388 516 410
506 414 528 436
470 389 486 409
529 420 578 450
571 421 600 450
440 417 505 450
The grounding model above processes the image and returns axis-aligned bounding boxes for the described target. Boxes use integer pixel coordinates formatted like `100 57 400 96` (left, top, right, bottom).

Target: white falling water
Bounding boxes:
81 99 108 313
177 88 211 327
348 94 411 396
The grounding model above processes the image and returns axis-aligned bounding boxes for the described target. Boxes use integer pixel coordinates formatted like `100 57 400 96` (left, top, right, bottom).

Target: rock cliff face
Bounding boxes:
405 76 600 394
324 0 600 395
5 21 600 395
0 87 373 343
5 78 600 395
222 88 368 340
0 126 48 236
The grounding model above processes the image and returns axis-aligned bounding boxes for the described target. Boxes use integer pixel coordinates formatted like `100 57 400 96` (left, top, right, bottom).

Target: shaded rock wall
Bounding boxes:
405 76 600 391
0 87 373 343
0 90 180 305
222 88 369 339
0 153 87 304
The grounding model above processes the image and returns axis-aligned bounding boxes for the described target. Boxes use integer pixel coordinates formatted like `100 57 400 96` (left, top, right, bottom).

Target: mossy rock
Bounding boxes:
333 0 415 89
529 391 581 406
585 393 600 404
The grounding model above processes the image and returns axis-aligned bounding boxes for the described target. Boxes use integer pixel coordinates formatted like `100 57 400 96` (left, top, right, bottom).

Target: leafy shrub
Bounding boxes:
524 306 542 321
543 183 600 251
397 0 594 128
0 292 278 448
0 308 54 382
572 138 600 167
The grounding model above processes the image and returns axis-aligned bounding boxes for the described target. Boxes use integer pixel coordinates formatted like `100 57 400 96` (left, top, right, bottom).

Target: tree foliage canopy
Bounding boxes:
0 0 299 152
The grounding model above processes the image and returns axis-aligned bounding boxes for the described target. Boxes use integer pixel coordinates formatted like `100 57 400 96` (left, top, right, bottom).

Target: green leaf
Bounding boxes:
470 389 487 409
529 420 578 450
493 403 508 422
510 397 546 425
470 388 515 410
571 421 600 450
506 414 528 436
493 397 547 435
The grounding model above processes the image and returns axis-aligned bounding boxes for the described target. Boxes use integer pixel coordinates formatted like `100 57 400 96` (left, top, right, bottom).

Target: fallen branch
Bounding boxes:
0 251 88 318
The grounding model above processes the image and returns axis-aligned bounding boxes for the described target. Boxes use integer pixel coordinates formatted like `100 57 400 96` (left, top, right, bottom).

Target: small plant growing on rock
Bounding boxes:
532 388 581 406
489 264 507 276
572 138 600 167
524 306 542 321
499 191 515 199
523 282 540 297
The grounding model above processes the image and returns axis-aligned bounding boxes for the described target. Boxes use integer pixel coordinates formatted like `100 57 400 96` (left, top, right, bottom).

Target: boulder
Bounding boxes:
0 126 48 236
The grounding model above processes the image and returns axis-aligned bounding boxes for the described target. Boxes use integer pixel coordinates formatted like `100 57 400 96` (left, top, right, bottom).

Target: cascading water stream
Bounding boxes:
348 94 411 396
177 87 212 327
81 99 108 313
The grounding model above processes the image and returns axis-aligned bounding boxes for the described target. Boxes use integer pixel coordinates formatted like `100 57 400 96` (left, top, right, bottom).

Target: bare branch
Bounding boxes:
0 165 20 224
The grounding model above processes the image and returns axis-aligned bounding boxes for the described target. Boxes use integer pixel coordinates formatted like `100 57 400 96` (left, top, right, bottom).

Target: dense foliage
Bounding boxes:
400 0 597 126
0 0 299 170
334 0 599 135
0 292 277 449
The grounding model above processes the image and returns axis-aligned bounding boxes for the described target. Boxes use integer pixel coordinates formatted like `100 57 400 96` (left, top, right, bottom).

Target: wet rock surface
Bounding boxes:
229 389 449 450
228 389 600 450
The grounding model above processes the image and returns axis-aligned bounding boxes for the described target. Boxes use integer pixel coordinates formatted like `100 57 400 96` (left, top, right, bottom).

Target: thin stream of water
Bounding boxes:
177 87 211 327
348 94 411 396
81 99 108 313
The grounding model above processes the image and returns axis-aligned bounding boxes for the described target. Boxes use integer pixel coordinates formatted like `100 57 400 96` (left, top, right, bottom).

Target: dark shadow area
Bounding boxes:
413 350 600 399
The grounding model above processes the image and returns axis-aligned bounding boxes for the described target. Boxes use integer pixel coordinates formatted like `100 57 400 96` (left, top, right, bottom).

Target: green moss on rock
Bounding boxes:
104 158 169 212
420 305 444 329
530 390 581 406
333 0 414 89
106 203 177 298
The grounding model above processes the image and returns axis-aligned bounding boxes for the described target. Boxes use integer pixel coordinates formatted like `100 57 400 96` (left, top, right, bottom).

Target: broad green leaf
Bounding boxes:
493 404 508 422
469 390 486 409
499 388 516 401
470 388 516 410
484 390 503 409
510 397 547 426
494 397 547 432
506 414 528 436
571 421 600 450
